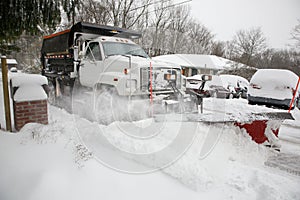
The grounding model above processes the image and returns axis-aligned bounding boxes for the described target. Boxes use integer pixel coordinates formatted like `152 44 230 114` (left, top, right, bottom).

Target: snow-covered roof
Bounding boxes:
152 54 238 70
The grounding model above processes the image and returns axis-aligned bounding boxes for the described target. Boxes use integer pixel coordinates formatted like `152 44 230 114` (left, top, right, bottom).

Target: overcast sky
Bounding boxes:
188 0 300 49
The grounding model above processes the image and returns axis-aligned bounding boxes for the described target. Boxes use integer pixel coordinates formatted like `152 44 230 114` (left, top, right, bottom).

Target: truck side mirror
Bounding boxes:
202 75 212 81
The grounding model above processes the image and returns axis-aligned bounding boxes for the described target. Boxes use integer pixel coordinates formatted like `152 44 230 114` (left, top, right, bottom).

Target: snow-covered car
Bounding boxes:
220 74 249 99
248 69 299 109
186 74 230 98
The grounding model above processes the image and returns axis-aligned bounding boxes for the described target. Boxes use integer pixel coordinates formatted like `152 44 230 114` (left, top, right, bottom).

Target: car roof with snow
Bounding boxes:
220 74 249 88
250 69 299 89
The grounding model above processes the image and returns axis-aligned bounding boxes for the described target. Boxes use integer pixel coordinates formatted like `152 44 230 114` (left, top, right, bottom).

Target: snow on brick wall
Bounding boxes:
9 73 49 131
13 84 47 102
14 100 48 131
11 73 48 102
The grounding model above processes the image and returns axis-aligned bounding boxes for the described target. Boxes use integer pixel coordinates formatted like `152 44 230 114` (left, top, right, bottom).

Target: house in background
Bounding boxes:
0 58 18 70
153 54 245 77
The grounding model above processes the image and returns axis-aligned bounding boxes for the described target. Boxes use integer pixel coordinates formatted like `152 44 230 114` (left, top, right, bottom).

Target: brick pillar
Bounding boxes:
13 100 48 131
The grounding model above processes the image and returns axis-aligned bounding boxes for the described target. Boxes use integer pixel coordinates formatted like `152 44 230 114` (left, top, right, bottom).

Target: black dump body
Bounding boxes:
41 22 142 80
41 22 142 56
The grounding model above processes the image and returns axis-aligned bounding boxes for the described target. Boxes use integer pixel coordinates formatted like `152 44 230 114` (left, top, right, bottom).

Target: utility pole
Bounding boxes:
1 56 12 132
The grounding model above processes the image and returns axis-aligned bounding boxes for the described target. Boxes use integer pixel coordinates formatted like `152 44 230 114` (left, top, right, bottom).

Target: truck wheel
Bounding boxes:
93 85 148 124
93 86 118 124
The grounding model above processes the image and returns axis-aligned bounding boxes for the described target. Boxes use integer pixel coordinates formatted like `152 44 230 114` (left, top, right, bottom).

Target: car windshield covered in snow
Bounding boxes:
102 42 149 58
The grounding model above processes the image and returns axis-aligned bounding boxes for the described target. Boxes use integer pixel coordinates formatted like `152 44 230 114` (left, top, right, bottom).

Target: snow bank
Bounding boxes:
203 98 285 115
1 72 300 200
79 98 300 199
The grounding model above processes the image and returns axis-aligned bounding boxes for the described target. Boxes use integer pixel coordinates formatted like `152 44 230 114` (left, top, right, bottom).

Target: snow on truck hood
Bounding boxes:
105 55 180 69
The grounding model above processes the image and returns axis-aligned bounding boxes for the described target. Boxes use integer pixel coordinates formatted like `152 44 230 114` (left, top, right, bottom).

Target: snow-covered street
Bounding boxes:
0 96 300 199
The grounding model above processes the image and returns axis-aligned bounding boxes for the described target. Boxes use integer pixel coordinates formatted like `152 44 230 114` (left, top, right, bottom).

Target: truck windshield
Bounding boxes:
102 42 149 58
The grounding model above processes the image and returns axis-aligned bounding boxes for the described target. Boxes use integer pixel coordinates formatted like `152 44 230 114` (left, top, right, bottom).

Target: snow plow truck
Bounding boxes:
41 22 192 112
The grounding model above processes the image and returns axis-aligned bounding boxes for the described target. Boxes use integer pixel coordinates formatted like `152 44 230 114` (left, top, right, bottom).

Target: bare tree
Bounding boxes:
291 19 300 48
77 0 110 25
107 0 151 29
232 27 267 66
147 0 173 56
211 41 225 57
186 19 214 54
167 5 191 53
223 41 235 60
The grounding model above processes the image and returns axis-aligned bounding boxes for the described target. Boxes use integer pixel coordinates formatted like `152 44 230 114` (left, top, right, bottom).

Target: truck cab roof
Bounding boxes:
97 36 136 44
41 22 142 55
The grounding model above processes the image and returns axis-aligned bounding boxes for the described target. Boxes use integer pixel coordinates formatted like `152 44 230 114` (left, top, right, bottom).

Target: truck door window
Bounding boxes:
86 42 102 61
191 68 198 76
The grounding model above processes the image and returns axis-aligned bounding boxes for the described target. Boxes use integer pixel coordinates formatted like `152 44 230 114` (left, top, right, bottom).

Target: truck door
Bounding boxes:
80 42 104 87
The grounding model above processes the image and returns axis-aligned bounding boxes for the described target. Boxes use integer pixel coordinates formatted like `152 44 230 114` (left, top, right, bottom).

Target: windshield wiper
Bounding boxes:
106 54 120 57
130 54 148 58
106 54 148 59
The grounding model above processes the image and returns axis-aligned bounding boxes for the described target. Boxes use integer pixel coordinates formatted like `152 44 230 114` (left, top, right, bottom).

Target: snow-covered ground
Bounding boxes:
1 72 300 199
0 98 300 199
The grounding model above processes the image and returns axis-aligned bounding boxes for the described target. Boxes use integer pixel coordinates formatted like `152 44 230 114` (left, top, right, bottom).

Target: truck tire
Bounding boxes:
93 85 149 124
93 85 118 124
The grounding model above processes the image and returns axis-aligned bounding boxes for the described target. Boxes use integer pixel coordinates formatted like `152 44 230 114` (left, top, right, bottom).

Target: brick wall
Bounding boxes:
14 100 48 131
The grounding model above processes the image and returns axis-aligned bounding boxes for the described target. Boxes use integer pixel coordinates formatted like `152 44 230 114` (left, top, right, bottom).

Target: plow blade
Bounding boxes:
154 112 294 146
154 112 294 123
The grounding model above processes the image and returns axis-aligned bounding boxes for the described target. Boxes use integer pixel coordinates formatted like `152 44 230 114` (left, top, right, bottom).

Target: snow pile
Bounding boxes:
0 104 300 199
10 73 48 102
201 98 288 123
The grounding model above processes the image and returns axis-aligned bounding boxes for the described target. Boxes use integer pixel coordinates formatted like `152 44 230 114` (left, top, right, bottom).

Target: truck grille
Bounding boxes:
140 68 149 91
140 67 181 92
